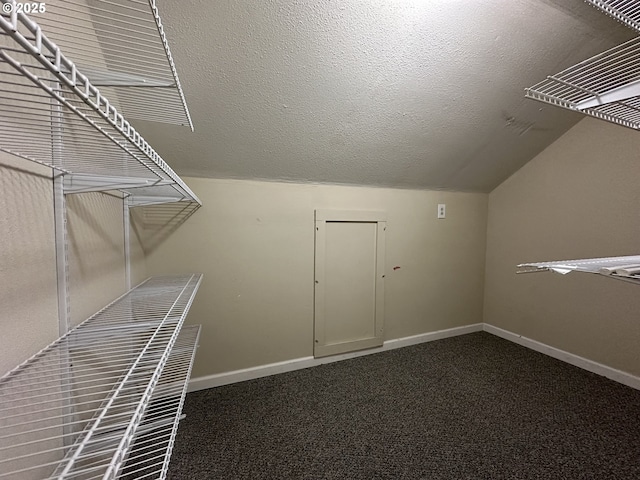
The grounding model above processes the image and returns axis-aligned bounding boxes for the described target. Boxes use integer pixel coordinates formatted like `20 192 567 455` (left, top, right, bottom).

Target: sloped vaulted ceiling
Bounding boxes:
136 0 632 193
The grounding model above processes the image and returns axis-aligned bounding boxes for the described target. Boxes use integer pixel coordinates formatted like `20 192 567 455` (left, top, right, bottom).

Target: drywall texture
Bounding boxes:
145 178 488 378
484 117 640 376
139 0 631 191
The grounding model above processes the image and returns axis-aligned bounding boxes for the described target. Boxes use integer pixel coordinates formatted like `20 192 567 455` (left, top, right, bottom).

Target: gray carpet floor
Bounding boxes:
167 332 640 479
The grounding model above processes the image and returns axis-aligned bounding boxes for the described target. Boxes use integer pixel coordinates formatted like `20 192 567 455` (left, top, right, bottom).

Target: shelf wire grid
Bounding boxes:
120 325 200 480
517 255 640 285
0 3 201 227
526 36 640 130
17 0 193 130
585 0 640 34
49 325 201 480
0 274 202 479
46 325 200 480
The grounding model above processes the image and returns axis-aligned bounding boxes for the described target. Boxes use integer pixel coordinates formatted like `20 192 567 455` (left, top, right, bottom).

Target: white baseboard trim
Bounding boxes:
188 323 483 392
483 324 640 391
189 322 640 393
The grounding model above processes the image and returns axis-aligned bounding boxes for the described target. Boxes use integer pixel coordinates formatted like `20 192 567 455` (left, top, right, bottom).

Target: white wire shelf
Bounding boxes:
0 274 202 479
586 0 640 34
20 0 193 130
0 1 201 213
526 36 640 131
119 325 200 480
517 255 640 286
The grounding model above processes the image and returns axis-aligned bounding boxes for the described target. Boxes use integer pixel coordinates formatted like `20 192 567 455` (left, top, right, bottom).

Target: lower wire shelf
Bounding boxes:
0 274 202 479
517 255 640 286
115 325 200 480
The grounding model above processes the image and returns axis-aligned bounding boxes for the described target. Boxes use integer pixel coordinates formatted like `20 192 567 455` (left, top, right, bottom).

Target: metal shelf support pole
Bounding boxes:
123 195 131 291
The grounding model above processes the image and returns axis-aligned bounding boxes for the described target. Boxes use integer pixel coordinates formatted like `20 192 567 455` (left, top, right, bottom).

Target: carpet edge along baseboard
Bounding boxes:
188 324 483 392
189 323 640 392
483 324 640 391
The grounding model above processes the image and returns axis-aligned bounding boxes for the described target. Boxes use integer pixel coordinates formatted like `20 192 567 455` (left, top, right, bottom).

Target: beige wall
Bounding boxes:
146 178 488 378
129 210 148 287
0 155 59 376
0 154 146 376
67 192 126 326
484 117 640 376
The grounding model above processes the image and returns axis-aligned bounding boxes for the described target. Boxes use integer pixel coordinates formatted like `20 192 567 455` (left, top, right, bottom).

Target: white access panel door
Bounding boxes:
314 210 386 358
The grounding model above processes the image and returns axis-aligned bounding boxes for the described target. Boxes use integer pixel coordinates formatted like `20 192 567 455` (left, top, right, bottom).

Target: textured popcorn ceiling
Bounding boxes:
136 0 632 192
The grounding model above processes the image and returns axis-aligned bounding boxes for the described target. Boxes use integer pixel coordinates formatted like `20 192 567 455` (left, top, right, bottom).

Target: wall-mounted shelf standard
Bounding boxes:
0 274 202 479
517 255 640 286
0 0 201 220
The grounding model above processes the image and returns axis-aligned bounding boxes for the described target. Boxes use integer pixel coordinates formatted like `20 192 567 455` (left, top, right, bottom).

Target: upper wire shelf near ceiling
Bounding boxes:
517 255 640 286
526 36 640 130
0 1 201 212
585 0 640 34
26 0 193 130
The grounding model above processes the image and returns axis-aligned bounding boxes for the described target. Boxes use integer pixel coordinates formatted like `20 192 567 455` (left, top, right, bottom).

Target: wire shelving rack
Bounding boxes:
520 2 640 285
0 274 202 479
0 0 201 222
0 3 204 477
